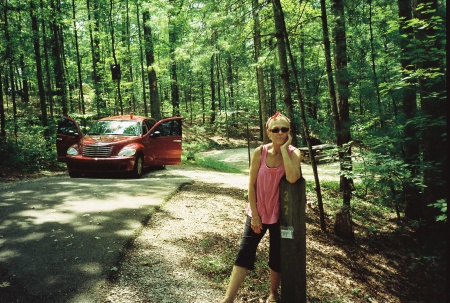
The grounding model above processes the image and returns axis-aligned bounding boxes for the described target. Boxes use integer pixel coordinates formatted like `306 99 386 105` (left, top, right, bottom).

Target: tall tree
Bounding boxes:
109 0 123 115
87 0 103 117
136 1 148 116
271 0 298 147
398 0 421 219
30 0 49 140
209 53 216 124
168 0 181 116
413 0 447 226
143 10 161 120
331 0 353 208
72 0 85 115
50 0 68 116
252 0 268 143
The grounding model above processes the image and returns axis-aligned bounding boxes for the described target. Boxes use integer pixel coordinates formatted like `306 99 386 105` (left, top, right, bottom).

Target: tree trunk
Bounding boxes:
0 79 4 137
50 0 68 116
210 54 216 124
278 0 327 232
252 0 268 143
30 0 49 140
136 3 148 116
271 0 298 147
109 0 123 115
320 0 341 147
398 0 421 220
143 11 161 120
169 0 181 117
72 0 85 115
40 0 53 118
413 0 447 226
368 0 383 127
87 0 103 117
334 206 354 241
331 0 353 208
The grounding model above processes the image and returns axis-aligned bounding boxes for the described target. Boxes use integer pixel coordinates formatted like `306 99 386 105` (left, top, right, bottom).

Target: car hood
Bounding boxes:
80 135 137 145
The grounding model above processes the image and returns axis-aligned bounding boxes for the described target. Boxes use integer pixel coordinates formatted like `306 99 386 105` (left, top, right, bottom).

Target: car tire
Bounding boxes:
132 155 144 178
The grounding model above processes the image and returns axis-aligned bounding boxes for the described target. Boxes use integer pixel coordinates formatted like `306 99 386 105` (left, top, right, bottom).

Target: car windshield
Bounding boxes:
88 120 141 136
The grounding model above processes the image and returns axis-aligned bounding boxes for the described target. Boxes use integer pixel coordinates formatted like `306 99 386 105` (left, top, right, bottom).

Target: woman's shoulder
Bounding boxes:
253 145 264 156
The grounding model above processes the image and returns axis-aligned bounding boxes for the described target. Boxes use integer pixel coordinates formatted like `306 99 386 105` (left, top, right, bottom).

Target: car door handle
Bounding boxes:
173 140 181 143
57 138 62 141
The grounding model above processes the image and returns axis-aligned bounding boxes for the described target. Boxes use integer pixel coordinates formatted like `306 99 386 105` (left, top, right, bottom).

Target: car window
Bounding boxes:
58 118 79 135
142 123 148 134
154 119 182 136
88 120 141 136
145 119 156 130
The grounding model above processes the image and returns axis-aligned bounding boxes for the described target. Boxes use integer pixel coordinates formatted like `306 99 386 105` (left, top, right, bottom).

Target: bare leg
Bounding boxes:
219 265 248 303
268 269 281 301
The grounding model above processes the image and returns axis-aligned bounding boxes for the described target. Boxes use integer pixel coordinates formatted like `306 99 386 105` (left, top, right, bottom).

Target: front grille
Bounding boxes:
82 145 113 157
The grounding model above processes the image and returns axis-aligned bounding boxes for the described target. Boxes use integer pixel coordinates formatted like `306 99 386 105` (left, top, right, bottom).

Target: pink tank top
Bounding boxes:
246 144 295 224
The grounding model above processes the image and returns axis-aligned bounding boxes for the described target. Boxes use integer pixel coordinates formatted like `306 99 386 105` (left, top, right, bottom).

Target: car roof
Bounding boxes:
98 115 150 122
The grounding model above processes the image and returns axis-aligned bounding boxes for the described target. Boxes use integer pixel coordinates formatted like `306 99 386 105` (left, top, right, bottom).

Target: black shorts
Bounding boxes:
234 216 281 272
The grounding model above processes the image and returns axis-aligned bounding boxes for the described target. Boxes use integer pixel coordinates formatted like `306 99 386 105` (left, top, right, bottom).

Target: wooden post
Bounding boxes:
279 177 306 303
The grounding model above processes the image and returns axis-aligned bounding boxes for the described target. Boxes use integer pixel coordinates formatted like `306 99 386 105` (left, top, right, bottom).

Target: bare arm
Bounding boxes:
281 134 302 183
248 146 263 234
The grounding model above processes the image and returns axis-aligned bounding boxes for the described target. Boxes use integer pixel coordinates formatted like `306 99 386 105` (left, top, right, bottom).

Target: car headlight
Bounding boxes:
67 147 79 156
118 148 136 157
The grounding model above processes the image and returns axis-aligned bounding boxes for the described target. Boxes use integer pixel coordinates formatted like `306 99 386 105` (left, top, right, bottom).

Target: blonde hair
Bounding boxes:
265 111 290 129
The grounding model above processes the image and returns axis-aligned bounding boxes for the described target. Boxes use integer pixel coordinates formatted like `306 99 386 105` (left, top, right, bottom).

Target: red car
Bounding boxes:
56 114 182 178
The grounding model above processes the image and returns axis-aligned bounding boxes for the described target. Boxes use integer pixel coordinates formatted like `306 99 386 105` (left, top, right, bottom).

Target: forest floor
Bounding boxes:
102 170 446 302
1 124 446 303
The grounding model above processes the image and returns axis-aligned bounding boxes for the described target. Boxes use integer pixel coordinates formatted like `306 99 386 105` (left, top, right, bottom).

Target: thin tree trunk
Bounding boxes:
168 0 180 117
109 0 123 115
143 10 161 120
50 0 68 116
252 0 268 143
125 0 135 113
72 0 85 115
87 0 102 117
210 54 216 124
398 0 421 220
413 0 447 226
271 0 298 147
368 0 383 127
331 0 353 208
30 0 49 140
0 79 5 137
40 0 53 118
4 4 18 139
136 2 148 116
200 72 205 125
280 0 327 232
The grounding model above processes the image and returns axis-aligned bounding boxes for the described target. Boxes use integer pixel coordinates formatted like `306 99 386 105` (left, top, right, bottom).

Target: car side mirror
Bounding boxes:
150 131 161 138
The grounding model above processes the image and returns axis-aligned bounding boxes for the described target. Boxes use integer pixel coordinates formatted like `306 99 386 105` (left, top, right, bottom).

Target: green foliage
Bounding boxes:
0 116 59 172
428 199 447 222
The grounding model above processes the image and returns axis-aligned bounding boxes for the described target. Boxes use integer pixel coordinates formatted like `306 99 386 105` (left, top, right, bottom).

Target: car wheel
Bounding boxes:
132 155 144 178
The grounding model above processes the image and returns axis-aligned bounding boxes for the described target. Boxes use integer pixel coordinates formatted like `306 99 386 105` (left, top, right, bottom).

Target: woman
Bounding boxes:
220 111 302 303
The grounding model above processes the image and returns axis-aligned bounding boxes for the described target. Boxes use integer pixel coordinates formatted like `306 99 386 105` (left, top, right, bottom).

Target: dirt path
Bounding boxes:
104 164 248 303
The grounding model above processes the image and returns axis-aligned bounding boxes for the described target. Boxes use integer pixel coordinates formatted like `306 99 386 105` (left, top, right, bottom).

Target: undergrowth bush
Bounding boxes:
0 116 59 172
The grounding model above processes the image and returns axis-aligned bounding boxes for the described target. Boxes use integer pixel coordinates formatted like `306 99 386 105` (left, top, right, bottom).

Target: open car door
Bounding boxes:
56 116 83 162
147 117 182 165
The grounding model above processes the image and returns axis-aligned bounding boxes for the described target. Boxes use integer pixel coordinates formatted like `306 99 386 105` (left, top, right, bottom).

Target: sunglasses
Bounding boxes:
270 127 289 133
